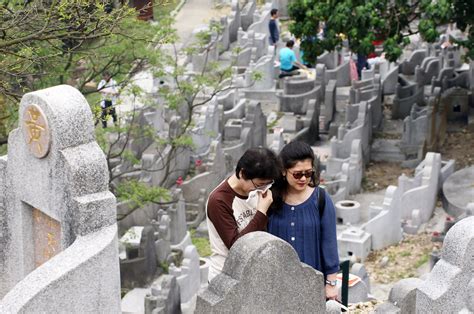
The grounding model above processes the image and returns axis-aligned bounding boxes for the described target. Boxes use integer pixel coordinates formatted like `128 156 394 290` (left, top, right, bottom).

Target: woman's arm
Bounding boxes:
208 198 269 249
319 189 340 274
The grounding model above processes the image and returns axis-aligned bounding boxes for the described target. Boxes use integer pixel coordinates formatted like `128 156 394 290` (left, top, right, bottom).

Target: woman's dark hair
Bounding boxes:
235 147 280 181
270 141 319 214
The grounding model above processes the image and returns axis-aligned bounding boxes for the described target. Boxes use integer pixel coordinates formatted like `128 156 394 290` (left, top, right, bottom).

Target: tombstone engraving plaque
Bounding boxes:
32 208 61 268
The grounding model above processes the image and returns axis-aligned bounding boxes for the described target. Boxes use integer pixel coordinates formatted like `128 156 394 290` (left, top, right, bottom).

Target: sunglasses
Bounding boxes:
287 169 315 180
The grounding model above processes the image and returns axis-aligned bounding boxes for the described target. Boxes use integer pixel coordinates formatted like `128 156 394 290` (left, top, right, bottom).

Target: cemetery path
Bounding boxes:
174 0 231 46
115 2 231 115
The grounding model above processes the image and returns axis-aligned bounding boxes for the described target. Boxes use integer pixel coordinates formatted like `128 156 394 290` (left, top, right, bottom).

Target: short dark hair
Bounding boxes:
235 147 280 180
286 40 294 48
270 9 278 16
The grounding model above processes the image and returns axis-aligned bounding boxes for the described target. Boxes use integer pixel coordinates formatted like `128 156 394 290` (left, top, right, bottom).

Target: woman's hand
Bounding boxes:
325 273 338 300
325 284 338 300
257 189 273 215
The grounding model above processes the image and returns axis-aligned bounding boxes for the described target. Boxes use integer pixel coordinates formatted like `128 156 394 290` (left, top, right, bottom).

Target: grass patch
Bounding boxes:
400 251 411 257
372 131 401 140
267 111 283 131
190 229 212 257
267 118 278 130
159 261 170 273
414 253 430 269
0 144 7 155
365 232 440 284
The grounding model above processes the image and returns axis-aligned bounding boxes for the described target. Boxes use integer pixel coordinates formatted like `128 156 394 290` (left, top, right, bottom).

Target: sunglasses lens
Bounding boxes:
292 171 314 180
293 173 303 179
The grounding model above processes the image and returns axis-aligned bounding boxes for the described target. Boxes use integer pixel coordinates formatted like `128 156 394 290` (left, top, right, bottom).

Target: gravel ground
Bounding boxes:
364 232 442 284
439 127 474 170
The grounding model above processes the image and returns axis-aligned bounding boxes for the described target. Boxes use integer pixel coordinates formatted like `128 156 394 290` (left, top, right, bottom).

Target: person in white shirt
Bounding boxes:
97 71 119 128
206 147 280 281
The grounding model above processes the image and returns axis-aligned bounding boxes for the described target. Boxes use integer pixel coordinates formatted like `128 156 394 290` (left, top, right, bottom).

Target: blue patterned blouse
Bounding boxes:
268 188 340 275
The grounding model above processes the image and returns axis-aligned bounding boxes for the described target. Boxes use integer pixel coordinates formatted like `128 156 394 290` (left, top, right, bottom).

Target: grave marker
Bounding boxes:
32 207 61 268
22 104 51 158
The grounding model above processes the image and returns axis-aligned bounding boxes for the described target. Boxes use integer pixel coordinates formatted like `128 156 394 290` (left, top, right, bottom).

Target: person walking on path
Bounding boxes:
98 71 119 128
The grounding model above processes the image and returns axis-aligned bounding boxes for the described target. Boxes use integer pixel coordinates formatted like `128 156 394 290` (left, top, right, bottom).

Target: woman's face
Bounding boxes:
284 159 314 192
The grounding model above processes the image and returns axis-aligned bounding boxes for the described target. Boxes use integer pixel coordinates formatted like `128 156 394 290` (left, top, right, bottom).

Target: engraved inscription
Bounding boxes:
22 104 51 158
33 208 61 268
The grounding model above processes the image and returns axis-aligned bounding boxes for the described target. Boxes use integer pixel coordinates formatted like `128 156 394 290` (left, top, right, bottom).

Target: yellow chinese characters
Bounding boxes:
32 208 61 268
24 106 45 154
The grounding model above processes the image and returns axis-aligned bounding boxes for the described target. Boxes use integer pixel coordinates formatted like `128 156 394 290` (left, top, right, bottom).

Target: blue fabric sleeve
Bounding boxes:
319 189 340 275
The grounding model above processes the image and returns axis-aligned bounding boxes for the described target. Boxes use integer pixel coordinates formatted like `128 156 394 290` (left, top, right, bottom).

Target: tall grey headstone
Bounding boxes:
377 216 474 313
169 245 201 304
120 226 159 288
196 232 325 313
375 278 423 313
168 189 191 249
416 216 474 312
153 211 172 264
0 85 120 312
145 275 181 314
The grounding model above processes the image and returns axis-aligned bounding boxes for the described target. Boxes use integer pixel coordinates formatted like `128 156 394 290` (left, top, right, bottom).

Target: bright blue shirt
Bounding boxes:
268 188 340 275
279 47 297 71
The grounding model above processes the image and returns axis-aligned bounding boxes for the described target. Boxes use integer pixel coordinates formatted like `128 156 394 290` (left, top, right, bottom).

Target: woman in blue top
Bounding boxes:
268 141 339 300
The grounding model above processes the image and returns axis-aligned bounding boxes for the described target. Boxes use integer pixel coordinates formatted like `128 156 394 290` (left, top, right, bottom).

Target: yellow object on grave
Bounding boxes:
300 68 316 80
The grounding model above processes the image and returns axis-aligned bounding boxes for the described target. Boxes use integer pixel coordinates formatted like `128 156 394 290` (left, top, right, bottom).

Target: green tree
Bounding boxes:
449 0 473 59
0 0 174 145
0 0 190 219
288 0 472 63
99 25 245 221
0 1 250 222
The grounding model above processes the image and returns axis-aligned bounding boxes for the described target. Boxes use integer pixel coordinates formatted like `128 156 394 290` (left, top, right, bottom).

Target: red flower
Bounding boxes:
195 159 202 167
176 176 183 186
